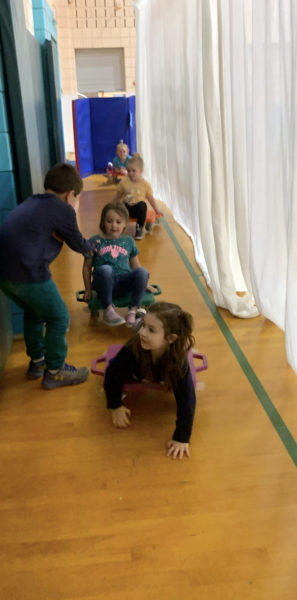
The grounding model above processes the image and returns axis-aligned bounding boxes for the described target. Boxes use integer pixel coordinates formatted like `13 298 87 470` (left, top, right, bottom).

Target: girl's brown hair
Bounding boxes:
128 301 195 389
127 153 144 171
100 201 129 234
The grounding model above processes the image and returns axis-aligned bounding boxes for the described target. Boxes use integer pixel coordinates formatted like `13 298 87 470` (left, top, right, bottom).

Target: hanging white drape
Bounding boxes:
134 0 297 373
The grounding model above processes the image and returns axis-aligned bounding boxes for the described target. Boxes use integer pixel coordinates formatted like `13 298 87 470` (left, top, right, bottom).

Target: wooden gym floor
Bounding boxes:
1 174 297 599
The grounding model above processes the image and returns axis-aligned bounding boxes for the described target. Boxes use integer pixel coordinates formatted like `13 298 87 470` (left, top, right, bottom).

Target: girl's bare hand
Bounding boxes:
111 406 131 428
83 290 92 302
167 440 190 460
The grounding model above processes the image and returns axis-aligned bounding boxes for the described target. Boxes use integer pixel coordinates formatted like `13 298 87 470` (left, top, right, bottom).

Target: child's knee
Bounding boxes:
96 265 113 279
135 266 149 281
50 309 69 333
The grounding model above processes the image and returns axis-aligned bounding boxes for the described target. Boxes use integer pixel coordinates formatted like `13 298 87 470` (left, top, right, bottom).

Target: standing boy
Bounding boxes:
0 163 94 389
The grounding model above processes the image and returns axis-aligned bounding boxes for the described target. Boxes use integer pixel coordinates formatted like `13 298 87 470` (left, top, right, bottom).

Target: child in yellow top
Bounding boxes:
113 153 163 240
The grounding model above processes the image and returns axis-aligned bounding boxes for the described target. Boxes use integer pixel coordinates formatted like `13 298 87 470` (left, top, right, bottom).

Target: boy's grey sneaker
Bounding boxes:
26 359 45 380
145 222 153 233
42 363 89 389
135 225 144 240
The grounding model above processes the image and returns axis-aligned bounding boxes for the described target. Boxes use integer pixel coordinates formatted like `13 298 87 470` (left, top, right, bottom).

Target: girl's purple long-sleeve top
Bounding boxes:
104 345 196 443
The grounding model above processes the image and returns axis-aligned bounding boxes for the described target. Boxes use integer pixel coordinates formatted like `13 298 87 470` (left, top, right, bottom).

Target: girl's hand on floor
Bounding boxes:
167 440 190 460
111 406 131 428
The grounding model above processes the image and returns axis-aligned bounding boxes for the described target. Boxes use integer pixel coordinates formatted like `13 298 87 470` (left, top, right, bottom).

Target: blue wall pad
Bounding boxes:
73 96 136 177
73 98 93 178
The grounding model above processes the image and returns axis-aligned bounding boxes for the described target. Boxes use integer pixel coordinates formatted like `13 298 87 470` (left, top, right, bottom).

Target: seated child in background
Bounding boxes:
107 140 132 184
83 201 153 327
104 301 196 460
113 153 163 240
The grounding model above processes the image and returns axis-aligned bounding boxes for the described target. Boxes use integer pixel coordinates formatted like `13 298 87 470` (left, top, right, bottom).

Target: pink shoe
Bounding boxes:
103 306 125 326
126 309 136 328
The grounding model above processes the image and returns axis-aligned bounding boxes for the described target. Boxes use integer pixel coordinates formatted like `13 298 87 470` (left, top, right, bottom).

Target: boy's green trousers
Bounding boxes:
0 279 69 370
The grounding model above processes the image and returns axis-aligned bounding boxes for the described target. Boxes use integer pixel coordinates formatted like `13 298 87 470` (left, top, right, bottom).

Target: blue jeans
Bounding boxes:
92 266 149 308
0 279 69 370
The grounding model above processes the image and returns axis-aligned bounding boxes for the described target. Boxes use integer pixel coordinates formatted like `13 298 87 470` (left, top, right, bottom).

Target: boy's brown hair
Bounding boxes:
44 163 83 196
127 153 144 171
99 201 129 234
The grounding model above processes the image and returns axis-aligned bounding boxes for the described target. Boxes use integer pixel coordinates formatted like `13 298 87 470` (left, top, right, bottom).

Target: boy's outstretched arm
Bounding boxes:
54 204 96 255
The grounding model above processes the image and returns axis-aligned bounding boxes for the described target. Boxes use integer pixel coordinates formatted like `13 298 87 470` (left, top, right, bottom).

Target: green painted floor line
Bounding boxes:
162 217 297 468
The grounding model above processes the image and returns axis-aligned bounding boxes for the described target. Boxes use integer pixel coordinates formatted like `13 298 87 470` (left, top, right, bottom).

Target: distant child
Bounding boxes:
106 140 132 183
0 163 96 389
83 201 152 327
113 153 163 240
104 301 196 460
112 140 132 174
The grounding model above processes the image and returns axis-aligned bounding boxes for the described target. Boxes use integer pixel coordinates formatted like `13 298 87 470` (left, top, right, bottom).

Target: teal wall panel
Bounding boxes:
0 133 13 170
0 172 17 208
0 52 4 90
33 7 46 30
0 92 8 130
0 171 17 225
33 0 57 43
33 0 46 8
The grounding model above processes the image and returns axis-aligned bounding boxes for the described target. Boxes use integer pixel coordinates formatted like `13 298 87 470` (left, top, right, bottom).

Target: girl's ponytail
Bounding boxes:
178 310 195 351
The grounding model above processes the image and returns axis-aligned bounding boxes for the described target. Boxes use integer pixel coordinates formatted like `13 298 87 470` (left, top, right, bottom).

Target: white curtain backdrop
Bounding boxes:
133 0 297 373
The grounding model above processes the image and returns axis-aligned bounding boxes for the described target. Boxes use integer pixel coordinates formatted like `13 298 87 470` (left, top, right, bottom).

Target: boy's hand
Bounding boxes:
89 239 101 255
167 440 190 460
111 406 131 428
